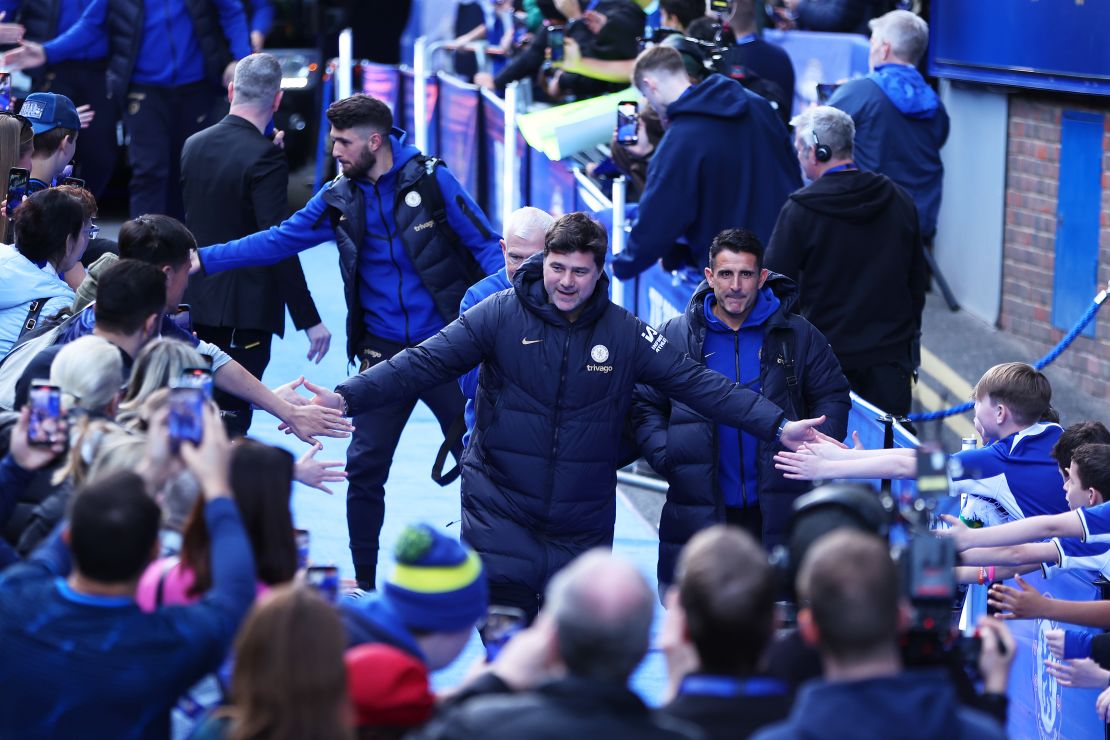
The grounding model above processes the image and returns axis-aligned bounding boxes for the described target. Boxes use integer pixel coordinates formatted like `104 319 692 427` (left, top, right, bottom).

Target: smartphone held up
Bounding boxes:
616 101 639 146
27 381 65 447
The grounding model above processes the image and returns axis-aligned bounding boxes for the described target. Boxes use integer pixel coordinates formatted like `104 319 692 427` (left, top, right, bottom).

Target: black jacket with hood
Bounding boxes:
764 169 926 370
335 254 786 598
632 274 850 583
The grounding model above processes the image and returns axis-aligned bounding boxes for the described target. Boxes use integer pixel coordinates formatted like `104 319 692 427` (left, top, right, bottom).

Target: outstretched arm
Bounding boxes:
939 511 1084 552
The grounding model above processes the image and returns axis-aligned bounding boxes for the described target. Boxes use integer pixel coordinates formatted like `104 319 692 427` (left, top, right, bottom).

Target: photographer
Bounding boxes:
753 530 1010 740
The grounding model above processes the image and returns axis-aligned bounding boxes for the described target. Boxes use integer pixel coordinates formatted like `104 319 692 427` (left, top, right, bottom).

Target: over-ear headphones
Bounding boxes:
811 128 832 163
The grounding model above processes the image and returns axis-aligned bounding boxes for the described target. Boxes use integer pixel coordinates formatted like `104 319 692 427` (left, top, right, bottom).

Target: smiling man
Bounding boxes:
300 213 830 621
193 93 503 591
632 228 849 590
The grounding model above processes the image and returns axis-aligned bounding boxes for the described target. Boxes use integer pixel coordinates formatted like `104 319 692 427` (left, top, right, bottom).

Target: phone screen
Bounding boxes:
0 73 11 112
169 304 192 336
709 0 731 11
548 26 565 65
7 167 30 214
616 101 639 146
27 382 64 446
479 606 527 662
181 366 213 398
307 565 340 602
168 385 205 448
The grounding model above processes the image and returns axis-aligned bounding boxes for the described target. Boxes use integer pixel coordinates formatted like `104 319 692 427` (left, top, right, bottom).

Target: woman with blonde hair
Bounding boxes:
0 112 34 245
117 338 206 428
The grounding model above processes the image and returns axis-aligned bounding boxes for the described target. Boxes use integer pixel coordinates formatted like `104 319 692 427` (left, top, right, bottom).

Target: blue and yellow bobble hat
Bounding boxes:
383 524 488 633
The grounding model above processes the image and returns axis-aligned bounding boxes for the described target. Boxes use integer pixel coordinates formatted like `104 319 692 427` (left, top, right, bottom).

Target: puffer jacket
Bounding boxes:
0 243 74 359
632 274 850 585
336 254 786 600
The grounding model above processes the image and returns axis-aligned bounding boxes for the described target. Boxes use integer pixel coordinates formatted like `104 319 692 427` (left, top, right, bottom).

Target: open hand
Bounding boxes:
9 406 66 471
779 415 826 451
75 104 95 129
988 575 1048 620
3 40 45 71
304 322 332 364
773 448 829 480
0 13 25 45
1046 628 1065 660
295 443 347 494
1044 658 1110 689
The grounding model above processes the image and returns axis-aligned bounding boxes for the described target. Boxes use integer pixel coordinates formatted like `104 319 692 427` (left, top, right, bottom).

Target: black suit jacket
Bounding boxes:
181 114 320 337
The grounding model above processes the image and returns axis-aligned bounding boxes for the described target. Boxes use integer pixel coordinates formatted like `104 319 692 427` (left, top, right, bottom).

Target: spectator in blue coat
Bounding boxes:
827 10 949 240
611 45 801 279
298 213 827 622
0 406 257 740
459 206 554 447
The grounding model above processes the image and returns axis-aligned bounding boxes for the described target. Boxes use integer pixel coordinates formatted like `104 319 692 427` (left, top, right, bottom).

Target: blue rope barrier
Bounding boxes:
907 282 1110 422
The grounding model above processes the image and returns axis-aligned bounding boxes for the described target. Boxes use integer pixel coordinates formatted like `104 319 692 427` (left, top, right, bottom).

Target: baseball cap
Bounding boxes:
382 523 488 633
345 643 435 728
20 92 81 135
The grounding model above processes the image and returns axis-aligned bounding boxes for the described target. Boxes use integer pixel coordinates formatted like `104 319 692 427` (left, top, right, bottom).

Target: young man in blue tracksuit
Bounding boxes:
196 94 503 590
6 0 253 218
633 229 850 588
458 206 554 447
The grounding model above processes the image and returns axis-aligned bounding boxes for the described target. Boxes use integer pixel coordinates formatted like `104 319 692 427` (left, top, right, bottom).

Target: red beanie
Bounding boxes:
345 643 436 728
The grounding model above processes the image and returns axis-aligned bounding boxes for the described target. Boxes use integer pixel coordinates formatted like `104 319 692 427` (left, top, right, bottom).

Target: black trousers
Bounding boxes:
123 82 218 218
36 61 118 200
725 505 764 543
194 325 272 438
844 362 913 419
347 333 465 589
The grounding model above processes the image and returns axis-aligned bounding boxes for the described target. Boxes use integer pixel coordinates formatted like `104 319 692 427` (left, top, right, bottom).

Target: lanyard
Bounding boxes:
824 163 857 175
679 674 787 698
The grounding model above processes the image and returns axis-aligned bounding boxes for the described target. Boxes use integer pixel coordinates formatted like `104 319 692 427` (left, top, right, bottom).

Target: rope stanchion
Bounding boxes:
907 280 1110 423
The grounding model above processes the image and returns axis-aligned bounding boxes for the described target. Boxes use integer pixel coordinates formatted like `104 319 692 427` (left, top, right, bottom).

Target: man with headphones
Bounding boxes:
765 105 926 420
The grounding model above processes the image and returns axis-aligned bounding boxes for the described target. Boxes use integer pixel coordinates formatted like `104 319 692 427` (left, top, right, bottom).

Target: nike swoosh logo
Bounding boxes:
521 338 543 345
703 352 715 359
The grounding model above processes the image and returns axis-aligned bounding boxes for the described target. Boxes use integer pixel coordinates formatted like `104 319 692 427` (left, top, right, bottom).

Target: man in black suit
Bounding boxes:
181 52 331 436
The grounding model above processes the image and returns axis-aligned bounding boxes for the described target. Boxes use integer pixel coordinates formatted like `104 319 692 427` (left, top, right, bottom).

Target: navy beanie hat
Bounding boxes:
383 524 488 633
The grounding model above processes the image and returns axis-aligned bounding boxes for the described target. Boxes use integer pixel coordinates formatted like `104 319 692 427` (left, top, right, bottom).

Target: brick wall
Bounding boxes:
1000 96 1110 399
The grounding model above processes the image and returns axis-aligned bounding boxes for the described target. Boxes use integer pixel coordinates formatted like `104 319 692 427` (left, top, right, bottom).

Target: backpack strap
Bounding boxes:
412 157 488 286
779 334 804 419
432 412 467 487
18 298 48 341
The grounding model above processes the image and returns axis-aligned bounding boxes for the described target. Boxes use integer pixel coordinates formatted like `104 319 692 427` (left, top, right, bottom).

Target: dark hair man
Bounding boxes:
194 93 502 590
720 0 795 112
182 53 329 436
298 212 827 621
659 525 792 739
634 228 849 584
414 550 702 739
21 92 80 193
64 215 352 446
611 45 800 279
0 188 88 357
0 408 257 738
826 10 950 241
766 105 925 419
5 0 254 218
13 258 166 409
752 530 1009 740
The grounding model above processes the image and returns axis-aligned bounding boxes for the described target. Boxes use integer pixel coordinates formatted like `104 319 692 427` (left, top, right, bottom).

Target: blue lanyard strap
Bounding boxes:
824 163 857 175
679 674 788 698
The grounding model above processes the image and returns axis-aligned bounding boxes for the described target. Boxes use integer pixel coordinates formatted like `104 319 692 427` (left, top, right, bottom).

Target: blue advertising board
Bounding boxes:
528 149 578 218
929 0 1110 96
1003 569 1105 739
359 62 401 115
436 74 482 200
479 89 529 233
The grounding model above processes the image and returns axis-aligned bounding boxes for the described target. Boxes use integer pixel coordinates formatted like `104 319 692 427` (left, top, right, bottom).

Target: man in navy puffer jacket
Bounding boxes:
633 229 849 589
307 213 828 620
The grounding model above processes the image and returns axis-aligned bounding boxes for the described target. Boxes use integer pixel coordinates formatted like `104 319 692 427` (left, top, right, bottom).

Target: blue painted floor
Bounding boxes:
244 241 669 704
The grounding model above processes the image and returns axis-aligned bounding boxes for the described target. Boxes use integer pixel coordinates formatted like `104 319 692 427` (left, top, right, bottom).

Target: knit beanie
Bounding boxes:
345 643 435 728
382 523 488 633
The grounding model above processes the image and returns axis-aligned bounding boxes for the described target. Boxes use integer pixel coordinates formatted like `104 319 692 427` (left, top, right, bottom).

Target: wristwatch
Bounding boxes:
775 416 789 441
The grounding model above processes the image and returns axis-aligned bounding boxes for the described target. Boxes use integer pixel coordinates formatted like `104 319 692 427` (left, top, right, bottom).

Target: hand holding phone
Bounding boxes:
616 101 639 146
168 382 205 449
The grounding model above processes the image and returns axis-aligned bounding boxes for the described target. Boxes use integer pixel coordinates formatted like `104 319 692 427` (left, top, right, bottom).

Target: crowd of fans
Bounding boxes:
0 1 1107 738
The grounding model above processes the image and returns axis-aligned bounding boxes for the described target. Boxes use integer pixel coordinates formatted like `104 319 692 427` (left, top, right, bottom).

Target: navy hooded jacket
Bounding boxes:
335 254 787 597
752 669 1005 740
828 64 950 237
611 75 802 279
632 274 849 584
